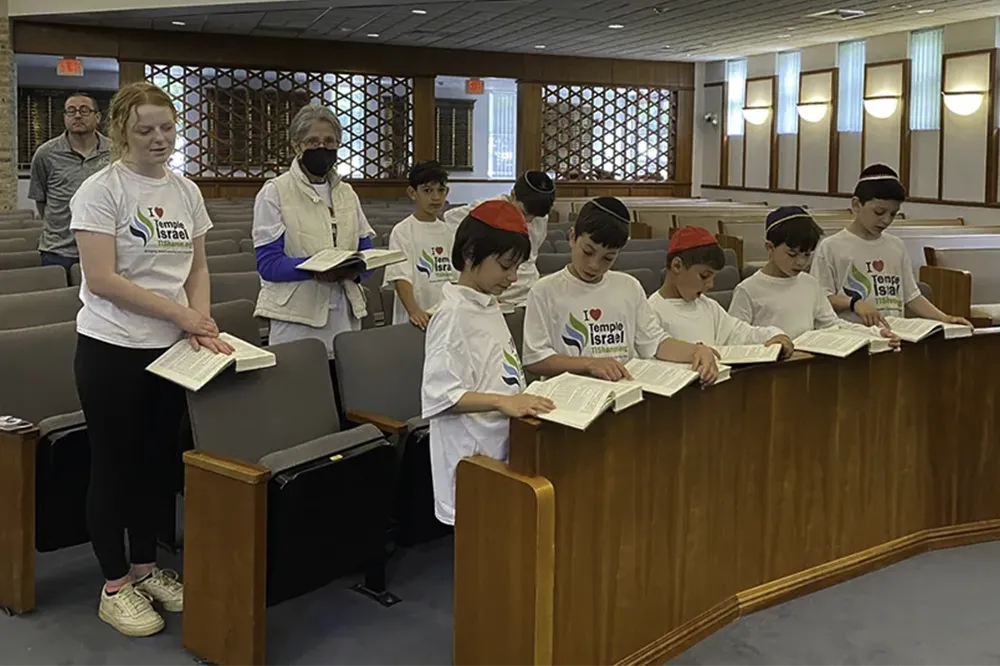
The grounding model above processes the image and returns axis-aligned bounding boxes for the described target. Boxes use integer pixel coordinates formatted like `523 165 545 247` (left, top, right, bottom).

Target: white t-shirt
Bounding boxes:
252 180 375 358
382 214 457 325
444 194 547 306
810 228 921 322
647 292 784 346
421 283 525 526
729 271 881 339
522 267 668 366
70 161 211 349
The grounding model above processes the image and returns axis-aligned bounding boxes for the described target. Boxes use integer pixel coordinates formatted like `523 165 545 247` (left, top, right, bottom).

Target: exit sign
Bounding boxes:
57 58 84 77
465 78 484 95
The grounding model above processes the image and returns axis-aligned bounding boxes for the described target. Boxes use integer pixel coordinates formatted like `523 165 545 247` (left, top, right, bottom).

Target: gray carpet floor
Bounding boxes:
3 537 1000 664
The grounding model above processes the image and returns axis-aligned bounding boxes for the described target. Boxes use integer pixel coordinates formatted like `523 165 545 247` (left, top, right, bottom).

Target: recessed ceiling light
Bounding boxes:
367 33 380 37
608 23 625 29
412 9 427 14
662 45 671 49
534 44 546 49
917 8 935 13
779 33 791 38
172 21 186 26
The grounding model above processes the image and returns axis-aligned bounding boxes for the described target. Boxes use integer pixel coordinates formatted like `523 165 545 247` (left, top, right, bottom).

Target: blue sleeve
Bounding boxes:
357 235 374 283
255 234 312 283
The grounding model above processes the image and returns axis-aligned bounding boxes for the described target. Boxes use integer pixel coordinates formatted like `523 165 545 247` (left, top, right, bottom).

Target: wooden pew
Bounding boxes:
923 247 1000 325
455 331 1000 665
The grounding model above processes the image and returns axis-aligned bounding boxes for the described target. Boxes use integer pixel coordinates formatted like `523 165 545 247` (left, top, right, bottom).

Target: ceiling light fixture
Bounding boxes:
864 95 899 118
608 23 625 29
534 44 546 49
172 21 186 26
367 33 380 38
662 45 671 49
943 91 985 116
916 8 935 13
412 8 427 14
797 102 830 123
779 33 791 38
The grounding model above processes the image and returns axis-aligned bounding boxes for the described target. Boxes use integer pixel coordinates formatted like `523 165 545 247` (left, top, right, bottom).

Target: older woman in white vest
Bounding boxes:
252 104 376 358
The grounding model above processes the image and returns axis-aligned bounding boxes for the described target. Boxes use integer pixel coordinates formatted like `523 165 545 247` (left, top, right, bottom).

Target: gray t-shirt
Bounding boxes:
28 132 112 257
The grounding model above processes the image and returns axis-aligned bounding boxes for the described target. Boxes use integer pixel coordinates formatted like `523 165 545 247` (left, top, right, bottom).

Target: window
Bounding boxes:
726 59 747 136
838 40 866 132
435 99 474 171
488 89 516 179
777 51 802 134
910 28 943 131
17 88 114 171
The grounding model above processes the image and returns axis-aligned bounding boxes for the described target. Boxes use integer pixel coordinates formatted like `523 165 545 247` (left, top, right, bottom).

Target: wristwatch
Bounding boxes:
849 294 861 312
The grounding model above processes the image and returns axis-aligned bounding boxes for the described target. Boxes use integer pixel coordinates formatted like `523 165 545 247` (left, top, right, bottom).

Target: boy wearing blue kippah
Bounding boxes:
730 206 898 344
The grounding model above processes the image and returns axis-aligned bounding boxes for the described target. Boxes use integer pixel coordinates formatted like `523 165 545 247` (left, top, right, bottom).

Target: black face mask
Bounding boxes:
299 147 338 177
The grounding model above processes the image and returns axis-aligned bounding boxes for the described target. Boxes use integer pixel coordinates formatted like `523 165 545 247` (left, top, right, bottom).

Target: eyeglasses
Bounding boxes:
64 107 95 117
301 138 340 150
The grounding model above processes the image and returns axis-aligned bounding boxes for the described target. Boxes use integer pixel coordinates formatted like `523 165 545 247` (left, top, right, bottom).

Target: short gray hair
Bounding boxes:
288 103 343 146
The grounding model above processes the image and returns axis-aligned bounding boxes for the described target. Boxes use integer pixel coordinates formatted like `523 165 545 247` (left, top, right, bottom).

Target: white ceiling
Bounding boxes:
18 0 1000 61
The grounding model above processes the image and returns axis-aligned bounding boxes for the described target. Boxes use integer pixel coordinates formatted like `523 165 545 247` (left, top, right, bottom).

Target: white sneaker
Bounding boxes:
135 567 184 613
98 583 165 637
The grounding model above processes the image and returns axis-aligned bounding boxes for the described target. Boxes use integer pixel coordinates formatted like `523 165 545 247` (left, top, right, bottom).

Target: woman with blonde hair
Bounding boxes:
71 81 231 637
252 103 376 360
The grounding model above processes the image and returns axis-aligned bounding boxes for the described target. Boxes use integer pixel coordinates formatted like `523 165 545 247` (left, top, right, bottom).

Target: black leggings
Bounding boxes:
74 334 186 581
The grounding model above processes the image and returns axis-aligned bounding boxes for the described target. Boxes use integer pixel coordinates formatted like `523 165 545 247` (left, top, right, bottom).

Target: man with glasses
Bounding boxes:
28 92 111 270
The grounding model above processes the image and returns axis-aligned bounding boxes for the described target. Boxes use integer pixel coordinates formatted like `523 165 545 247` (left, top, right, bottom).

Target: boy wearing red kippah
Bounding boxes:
523 198 719 384
649 227 793 356
421 200 554 526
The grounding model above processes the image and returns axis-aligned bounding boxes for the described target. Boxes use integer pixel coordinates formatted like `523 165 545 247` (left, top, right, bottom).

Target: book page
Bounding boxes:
296 248 357 272
883 316 940 343
624 358 700 397
146 339 234 391
218 333 277 372
524 375 613 430
358 248 407 269
793 330 866 358
715 344 781 364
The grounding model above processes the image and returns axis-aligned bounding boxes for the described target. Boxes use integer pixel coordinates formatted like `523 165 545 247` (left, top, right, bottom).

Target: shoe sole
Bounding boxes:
98 606 165 637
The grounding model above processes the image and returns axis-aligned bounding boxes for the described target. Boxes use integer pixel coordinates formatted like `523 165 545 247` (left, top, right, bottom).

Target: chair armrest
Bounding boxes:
182 450 270 485
347 409 408 436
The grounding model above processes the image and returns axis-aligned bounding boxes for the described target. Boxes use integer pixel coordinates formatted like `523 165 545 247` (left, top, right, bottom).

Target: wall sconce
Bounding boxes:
796 102 829 123
863 96 900 119
742 106 771 125
703 112 719 126
942 91 986 116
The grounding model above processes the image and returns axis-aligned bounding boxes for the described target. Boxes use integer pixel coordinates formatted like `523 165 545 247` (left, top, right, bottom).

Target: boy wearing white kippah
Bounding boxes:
443 171 555 306
730 206 898 344
810 164 971 329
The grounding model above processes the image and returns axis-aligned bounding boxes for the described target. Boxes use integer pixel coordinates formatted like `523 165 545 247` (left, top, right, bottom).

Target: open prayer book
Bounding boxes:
623 358 733 398
884 316 973 343
523 372 643 431
296 248 406 273
714 344 781 365
793 329 893 358
146 333 276 392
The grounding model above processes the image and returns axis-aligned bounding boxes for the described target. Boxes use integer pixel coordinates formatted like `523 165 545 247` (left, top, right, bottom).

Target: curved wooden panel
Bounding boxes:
456 332 1000 665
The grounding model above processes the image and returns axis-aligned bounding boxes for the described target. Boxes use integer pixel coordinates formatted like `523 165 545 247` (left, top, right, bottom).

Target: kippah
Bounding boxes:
522 170 555 194
765 205 814 231
469 200 528 235
588 196 631 224
857 174 901 183
857 163 901 184
668 226 717 254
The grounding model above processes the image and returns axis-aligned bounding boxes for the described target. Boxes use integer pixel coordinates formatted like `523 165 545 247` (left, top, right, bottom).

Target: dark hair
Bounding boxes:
65 92 99 111
765 205 824 252
408 160 449 189
452 216 531 271
667 244 726 271
854 163 906 204
512 171 555 218
573 197 630 249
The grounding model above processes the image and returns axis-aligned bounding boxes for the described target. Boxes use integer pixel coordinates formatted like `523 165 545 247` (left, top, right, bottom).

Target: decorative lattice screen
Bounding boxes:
541 84 678 181
146 64 414 179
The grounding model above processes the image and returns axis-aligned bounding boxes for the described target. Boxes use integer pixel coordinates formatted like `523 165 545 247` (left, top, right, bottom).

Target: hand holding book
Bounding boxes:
765 334 795 359
496 393 556 418
585 357 633 382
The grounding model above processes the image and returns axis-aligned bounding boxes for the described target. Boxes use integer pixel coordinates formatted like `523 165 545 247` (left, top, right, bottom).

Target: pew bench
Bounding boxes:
922 247 1000 325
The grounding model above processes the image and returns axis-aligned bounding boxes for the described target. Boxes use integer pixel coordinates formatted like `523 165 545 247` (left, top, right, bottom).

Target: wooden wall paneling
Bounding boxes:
770 77 779 190
862 60 909 183
118 60 145 85
702 82 724 188
741 76 776 190
721 81 730 188
987 50 998 204
829 68 841 194
12 21 693 88
412 76 436 162
675 89 694 185
939 49 995 203
516 82 543 175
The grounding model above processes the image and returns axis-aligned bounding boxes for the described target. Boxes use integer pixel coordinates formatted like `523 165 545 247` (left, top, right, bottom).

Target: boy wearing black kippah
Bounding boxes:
811 164 971 329
730 206 898 344
443 171 555 306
